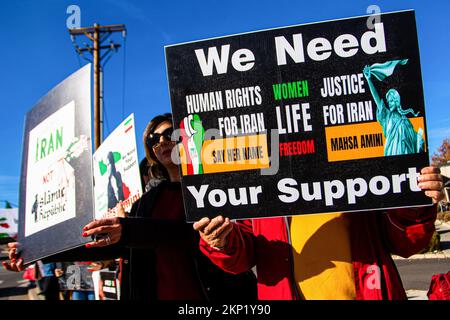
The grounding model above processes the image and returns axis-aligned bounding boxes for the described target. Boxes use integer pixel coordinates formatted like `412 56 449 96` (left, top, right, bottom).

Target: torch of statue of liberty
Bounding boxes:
363 59 424 156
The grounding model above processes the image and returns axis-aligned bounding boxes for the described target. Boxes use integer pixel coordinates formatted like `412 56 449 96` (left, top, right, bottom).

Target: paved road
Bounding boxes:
395 226 450 299
1 227 449 300
395 258 450 291
0 265 29 300
0 246 31 300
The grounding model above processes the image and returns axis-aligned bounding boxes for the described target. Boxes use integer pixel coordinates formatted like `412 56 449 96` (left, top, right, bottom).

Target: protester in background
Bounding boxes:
71 262 97 300
4 113 257 301
22 263 38 296
54 264 72 300
35 261 60 300
139 158 151 193
140 157 163 193
193 166 444 300
96 263 120 300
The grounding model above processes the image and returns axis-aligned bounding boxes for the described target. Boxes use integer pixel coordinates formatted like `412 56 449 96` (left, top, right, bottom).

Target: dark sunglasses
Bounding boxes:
146 127 174 148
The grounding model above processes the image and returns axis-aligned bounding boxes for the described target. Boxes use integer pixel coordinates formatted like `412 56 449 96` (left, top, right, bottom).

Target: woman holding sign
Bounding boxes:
193 167 444 300
5 113 256 301
96 113 256 300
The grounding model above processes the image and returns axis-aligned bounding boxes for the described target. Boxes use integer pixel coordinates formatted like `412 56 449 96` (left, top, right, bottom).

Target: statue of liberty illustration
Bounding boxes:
363 59 424 156
180 114 205 175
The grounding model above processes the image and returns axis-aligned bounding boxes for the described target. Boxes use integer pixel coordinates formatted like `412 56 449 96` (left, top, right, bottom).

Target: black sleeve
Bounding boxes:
119 217 196 250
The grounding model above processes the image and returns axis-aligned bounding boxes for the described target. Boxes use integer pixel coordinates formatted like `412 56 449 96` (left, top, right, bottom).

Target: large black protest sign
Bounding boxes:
166 10 431 222
18 64 94 263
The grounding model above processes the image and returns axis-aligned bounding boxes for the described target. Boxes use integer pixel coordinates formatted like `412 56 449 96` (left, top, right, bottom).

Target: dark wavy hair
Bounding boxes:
143 113 173 180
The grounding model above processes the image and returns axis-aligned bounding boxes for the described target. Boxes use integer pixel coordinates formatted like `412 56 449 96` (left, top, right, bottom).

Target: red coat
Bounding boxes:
200 206 436 300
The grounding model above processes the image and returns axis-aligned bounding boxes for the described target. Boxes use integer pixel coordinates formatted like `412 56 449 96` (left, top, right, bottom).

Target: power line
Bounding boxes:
70 33 83 68
69 24 126 150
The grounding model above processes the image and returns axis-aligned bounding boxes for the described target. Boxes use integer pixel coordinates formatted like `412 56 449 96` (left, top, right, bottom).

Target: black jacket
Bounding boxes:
46 180 257 301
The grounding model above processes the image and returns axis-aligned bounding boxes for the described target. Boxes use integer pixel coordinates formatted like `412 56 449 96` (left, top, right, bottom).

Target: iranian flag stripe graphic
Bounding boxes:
124 116 133 133
125 125 133 133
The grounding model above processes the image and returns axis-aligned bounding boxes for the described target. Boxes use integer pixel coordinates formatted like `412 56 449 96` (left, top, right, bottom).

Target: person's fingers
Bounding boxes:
210 217 232 239
85 240 105 248
85 236 114 248
85 229 121 248
83 218 119 232
16 259 24 271
418 174 443 183
2 261 20 272
109 231 121 244
8 248 15 261
82 225 120 238
221 222 233 238
203 216 225 235
202 219 233 248
215 221 233 243
9 260 18 272
425 191 444 203
208 226 232 248
418 180 443 192
2 261 12 271
7 242 20 261
8 248 18 261
83 220 103 231
193 217 210 232
421 166 440 175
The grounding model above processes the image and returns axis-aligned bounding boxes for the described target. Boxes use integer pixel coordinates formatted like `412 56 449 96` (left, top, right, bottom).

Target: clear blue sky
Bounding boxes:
0 0 449 206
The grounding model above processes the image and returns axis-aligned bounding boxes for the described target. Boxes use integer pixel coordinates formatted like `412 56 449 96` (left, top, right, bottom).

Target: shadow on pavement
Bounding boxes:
0 286 28 298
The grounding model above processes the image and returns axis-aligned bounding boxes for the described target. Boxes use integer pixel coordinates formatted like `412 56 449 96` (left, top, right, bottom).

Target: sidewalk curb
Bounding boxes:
28 286 40 300
406 290 428 300
392 252 450 260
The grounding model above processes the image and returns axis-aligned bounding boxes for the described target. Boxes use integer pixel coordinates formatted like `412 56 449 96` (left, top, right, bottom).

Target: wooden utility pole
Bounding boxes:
69 24 126 150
